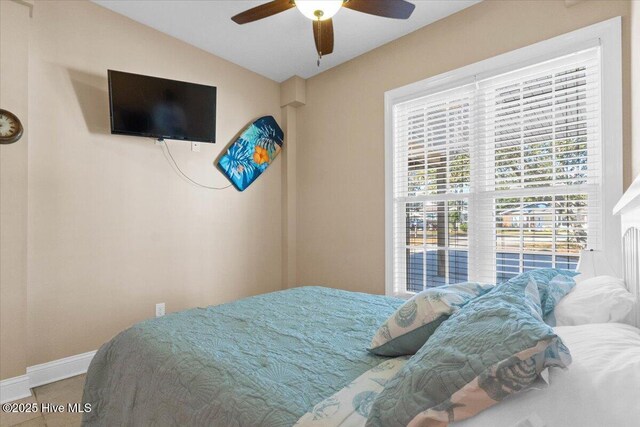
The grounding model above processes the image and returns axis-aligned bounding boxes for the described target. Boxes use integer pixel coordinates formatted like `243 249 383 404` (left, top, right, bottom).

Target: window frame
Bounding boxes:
384 17 622 297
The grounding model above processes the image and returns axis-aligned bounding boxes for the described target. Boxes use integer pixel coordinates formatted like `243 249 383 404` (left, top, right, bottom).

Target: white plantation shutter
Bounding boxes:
392 85 474 293
474 47 602 283
390 46 603 294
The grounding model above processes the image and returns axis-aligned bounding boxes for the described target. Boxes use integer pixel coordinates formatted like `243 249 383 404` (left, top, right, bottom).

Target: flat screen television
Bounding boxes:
108 70 217 143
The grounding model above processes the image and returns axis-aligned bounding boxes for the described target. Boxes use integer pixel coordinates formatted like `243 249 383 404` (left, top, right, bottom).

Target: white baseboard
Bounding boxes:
27 350 96 388
0 375 31 404
1 350 96 403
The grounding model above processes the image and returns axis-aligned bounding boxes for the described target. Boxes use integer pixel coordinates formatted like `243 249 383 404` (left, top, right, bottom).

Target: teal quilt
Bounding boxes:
81 287 403 427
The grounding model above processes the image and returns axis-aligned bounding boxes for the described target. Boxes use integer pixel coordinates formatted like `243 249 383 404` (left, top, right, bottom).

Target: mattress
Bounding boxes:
81 286 403 427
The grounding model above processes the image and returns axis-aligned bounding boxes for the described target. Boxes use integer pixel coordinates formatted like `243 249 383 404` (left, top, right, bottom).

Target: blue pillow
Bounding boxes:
366 273 571 427
369 282 494 356
502 268 578 317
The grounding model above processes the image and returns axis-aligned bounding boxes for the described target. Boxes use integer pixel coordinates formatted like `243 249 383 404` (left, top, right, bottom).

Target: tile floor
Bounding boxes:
1 375 85 427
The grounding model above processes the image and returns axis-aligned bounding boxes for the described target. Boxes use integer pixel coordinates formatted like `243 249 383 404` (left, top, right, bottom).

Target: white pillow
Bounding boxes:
454 323 640 427
552 275 636 326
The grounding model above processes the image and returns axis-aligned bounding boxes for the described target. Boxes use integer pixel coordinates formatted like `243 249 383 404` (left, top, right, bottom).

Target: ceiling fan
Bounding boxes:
232 0 416 65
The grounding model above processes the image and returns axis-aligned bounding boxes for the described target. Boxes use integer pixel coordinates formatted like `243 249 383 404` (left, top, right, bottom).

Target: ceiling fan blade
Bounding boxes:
343 0 415 19
313 19 334 56
231 0 295 24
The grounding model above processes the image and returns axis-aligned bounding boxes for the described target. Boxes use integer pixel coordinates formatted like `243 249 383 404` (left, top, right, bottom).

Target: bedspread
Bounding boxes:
82 286 402 427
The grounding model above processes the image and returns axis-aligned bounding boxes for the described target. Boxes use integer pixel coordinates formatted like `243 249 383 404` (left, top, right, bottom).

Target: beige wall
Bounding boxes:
296 0 634 295
22 0 282 368
0 0 31 380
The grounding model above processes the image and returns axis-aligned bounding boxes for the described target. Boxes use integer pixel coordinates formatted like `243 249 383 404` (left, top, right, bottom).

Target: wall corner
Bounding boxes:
0 0 31 383
280 76 306 289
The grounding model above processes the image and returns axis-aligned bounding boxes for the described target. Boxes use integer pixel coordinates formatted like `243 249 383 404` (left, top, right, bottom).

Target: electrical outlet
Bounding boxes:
191 142 200 152
155 303 165 317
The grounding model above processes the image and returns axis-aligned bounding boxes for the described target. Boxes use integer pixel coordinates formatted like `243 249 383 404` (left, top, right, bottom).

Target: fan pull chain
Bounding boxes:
316 17 322 67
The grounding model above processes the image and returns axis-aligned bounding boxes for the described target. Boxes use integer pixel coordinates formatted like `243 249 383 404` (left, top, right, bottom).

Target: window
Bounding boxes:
385 19 622 296
395 86 474 291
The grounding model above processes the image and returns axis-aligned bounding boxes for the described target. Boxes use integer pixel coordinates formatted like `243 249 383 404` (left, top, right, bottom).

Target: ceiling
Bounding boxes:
93 1 481 82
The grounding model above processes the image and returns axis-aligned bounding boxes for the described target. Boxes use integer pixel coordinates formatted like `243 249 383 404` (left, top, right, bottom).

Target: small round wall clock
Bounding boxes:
0 109 24 145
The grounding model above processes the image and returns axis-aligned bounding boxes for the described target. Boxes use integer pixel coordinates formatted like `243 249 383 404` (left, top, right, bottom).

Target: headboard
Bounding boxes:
614 175 640 328
622 227 639 327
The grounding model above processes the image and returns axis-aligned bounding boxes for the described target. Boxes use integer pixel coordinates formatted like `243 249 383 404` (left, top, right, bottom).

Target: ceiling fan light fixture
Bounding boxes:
295 0 343 21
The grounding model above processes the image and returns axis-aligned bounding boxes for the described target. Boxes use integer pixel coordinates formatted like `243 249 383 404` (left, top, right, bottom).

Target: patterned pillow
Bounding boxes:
503 268 578 318
366 275 571 427
369 282 493 356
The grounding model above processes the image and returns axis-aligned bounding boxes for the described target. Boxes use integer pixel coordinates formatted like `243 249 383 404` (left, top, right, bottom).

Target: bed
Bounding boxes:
83 180 640 427
81 287 405 426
